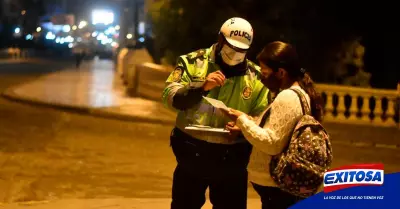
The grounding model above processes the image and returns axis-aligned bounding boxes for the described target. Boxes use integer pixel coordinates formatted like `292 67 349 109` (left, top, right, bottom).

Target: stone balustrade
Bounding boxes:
316 84 400 127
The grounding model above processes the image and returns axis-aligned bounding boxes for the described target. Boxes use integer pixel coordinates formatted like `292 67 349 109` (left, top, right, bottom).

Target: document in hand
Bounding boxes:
202 96 229 111
183 97 231 133
185 125 230 133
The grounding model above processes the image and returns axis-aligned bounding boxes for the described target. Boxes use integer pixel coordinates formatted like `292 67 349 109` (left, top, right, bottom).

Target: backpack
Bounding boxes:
266 88 333 198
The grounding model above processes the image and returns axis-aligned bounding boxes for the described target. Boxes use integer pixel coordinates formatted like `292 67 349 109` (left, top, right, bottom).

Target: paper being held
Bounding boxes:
185 125 230 133
203 96 229 111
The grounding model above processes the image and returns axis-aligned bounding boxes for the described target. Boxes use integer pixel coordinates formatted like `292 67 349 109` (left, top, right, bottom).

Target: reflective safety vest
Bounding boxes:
162 45 269 144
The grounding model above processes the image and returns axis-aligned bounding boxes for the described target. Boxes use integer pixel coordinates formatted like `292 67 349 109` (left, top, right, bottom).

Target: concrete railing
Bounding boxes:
130 62 172 100
0 48 31 59
118 48 155 89
126 62 400 127
316 84 399 127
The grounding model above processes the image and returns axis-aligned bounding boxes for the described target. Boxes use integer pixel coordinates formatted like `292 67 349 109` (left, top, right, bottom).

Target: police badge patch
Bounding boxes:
242 86 252 100
172 67 183 82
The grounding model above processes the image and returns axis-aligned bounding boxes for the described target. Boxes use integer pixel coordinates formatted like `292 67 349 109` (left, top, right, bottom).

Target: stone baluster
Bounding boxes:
323 92 335 121
361 95 372 123
374 97 383 125
348 95 360 121
336 93 347 121
385 97 397 126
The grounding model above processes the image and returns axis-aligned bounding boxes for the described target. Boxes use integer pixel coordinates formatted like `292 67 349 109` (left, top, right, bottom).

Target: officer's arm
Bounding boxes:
173 86 208 110
162 58 207 111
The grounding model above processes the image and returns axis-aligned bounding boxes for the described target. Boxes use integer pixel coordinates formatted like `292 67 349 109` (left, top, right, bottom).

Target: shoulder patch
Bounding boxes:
171 67 183 82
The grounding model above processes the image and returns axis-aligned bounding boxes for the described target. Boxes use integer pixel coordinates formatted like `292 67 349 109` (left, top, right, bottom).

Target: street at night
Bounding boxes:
0 61 399 205
0 61 175 201
0 0 398 208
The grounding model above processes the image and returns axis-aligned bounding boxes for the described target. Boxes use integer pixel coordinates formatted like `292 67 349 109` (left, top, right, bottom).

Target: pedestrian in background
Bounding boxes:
73 43 86 68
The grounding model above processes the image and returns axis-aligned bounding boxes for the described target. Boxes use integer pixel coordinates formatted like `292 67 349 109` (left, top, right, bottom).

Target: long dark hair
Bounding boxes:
256 41 324 122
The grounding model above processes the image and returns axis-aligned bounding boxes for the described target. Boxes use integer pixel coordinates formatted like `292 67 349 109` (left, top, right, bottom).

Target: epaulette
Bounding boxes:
246 60 262 78
185 49 207 63
246 60 258 72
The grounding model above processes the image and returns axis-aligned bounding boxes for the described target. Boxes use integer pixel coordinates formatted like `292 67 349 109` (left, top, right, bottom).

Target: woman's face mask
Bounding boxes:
220 44 246 66
260 63 281 91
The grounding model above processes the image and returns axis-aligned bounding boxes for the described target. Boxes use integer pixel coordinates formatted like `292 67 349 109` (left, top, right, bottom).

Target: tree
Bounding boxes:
20 0 46 33
151 0 319 62
150 0 394 88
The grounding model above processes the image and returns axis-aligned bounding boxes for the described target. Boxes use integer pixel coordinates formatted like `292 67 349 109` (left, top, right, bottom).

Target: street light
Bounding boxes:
126 33 133 39
36 27 42 32
111 42 119 48
63 25 71 32
46 32 56 40
72 25 77 30
78 21 88 29
25 34 33 40
92 10 114 25
65 36 74 43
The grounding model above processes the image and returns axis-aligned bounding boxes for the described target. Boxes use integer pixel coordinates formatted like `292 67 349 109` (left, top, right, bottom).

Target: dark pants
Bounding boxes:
170 128 252 209
252 183 304 209
75 53 85 68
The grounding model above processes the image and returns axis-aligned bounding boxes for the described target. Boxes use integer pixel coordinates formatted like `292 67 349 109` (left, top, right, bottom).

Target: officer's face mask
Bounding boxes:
220 44 246 66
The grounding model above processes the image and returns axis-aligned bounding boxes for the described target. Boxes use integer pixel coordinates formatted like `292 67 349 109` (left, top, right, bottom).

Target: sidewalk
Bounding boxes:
0 198 261 209
1 59 176 125
0 58 48 65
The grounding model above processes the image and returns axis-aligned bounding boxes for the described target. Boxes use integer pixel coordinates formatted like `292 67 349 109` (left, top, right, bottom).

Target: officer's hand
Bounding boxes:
202 71 225 91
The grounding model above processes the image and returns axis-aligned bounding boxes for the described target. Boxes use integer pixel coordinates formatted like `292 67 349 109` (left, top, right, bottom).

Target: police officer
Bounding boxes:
162 17 270 209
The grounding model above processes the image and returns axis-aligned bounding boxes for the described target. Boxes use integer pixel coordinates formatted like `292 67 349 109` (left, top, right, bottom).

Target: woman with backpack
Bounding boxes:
222 41 332 209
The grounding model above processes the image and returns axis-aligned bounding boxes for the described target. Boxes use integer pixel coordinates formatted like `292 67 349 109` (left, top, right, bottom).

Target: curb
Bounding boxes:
1 88 175 125
1 88 90 114
90 108 175 125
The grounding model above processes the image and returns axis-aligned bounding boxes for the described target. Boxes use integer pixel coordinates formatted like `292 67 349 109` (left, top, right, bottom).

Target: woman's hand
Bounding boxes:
225 121 241 136
221 108 246 121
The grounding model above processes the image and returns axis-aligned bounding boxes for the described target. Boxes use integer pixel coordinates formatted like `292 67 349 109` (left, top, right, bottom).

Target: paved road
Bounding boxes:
0 61 399 204
0 61 177 202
